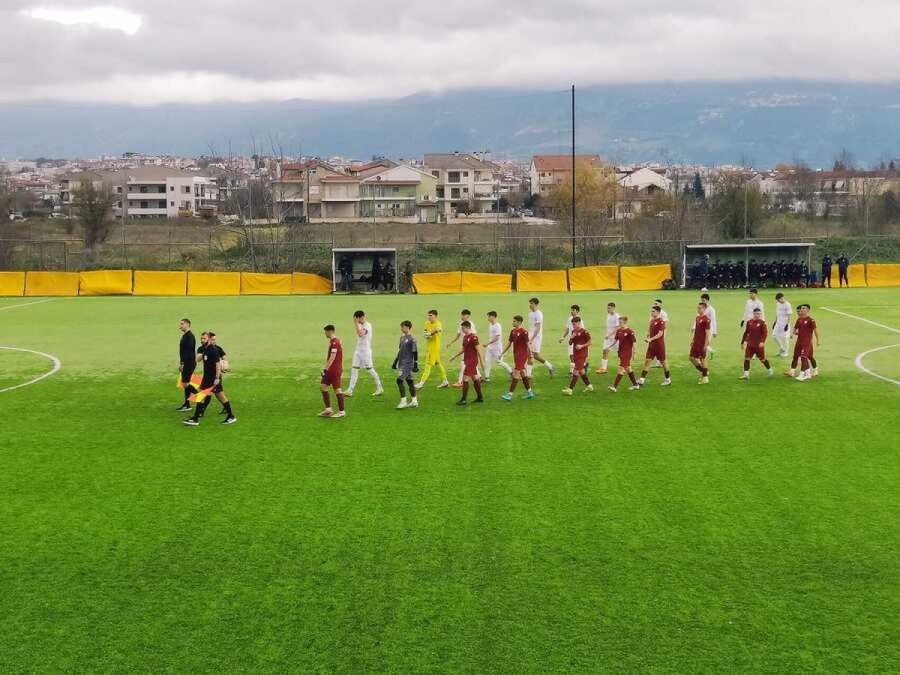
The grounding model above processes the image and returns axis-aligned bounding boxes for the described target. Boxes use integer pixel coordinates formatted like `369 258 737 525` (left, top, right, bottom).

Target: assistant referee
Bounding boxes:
177 318 196 412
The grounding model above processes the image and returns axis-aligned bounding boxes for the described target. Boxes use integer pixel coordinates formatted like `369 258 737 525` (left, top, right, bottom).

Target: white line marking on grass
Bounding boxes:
0 347 62 394
854 345 900 387
821 307 900 335
821 307 900 387
0 298 54 312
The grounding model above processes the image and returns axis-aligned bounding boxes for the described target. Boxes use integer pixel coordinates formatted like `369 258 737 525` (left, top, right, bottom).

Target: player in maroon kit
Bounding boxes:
786 304 821 381
689 301 711 384
562 316 593 395
500 315 535 401
608 315 640 392
740 307 774 379
449 320 484 405
637 306 671 387
319 324 346 418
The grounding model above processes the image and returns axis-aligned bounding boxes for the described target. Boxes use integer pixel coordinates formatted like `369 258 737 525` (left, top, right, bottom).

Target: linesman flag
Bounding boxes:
176 374 213 403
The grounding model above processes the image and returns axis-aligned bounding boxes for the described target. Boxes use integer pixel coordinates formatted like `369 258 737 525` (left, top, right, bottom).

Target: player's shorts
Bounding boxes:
646 342 666 362
773 323 790 337
618 351 633 368
573 354 588 371
321 369 342 387
531 336 543 353
513 351 529 371
603 337 618 351
794 342 814 359
463 359 479 378
199 377 223 394
425 348 441 365
744 344 766 360
180 360 196 384
689 342 707 359
352 350 373 369
398 362 414 379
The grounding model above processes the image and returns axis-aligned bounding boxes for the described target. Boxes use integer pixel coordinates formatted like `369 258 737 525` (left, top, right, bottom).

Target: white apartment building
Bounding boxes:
60 167 218 218
423 153 497 216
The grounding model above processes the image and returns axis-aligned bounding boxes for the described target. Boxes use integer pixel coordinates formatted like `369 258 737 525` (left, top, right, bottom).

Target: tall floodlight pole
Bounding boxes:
571 84 576 268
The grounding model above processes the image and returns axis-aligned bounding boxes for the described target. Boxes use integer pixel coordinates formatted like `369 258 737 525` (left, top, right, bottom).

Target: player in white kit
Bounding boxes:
527 297 554 378
559 304 587 375
484 311 513 381
596 302 620 374
446 309 477 387
700 293 718 358
344 310 384 397
772 292 793 357
742 288 765 326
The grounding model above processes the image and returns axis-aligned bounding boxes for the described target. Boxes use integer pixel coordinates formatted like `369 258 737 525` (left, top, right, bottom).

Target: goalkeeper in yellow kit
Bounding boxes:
415 309 450 389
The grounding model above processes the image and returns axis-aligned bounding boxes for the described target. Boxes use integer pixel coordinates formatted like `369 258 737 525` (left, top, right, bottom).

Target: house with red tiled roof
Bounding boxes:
529 154 603 197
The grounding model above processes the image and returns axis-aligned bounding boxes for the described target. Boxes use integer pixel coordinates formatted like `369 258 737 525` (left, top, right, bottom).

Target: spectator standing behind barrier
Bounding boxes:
403 261 415 293
370 257 384 291
339 256 354 291
821 254 833 288
837 253 849 287
382 260 395 291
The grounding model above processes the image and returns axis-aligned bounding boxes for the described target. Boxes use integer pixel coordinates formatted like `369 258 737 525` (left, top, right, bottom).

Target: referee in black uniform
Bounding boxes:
184 332 235 426
176 318 196 412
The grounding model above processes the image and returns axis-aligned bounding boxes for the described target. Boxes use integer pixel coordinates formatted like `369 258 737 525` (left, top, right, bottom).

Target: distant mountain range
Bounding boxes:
3 81 900 167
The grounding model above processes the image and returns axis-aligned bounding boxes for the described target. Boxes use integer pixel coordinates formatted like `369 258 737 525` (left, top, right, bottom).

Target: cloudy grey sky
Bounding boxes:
3 0 898 104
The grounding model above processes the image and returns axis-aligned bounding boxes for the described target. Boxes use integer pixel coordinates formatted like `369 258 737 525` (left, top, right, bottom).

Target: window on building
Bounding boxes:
170 201 175 207
463 171 468 177
463 187 468 194
451 188 460 198
140 186 148 193
170 185 175 192
392 187 399 193
448 171 460 183
431 171 439 178
183 186 190 194
140 201 148 209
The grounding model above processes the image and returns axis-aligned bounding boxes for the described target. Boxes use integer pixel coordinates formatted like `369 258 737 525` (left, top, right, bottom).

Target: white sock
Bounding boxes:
367 368 382 390
526 364 533 377
545 360 553 371
348 368 360 392
744 370 750 377
601 358 608 370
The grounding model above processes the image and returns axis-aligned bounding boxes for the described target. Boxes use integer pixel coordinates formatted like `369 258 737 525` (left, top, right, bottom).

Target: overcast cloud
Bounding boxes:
3 0 899 105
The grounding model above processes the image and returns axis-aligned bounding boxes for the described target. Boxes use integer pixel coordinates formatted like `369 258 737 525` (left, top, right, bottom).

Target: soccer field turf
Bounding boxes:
1 288 898 671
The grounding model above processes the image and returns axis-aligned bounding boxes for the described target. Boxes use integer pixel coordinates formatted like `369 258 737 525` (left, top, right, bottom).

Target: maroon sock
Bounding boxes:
628 371 637 384
614 373 623 387
462 381 469 399
810 357 817 368
743 359 750 370
791 356 799 368
581 373 590 385
763 360 771 369
569 375 578 388
664 370 671 378
473 379 482 398
694 362 703 372
322 391 331 407
523 376 532 390
701 367 708 377
509 378 518 392
801 357 809 371
640 370 648 379
337 392 345 412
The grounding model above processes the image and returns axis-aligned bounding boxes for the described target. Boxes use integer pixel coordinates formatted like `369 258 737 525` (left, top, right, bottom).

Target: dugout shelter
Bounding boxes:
332 247 399 293
682 242 815 288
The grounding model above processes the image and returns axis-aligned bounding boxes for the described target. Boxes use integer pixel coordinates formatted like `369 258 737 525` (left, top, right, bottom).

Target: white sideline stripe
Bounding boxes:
0 347 62 394
821 307 900 387
854 345 900 388
0 298 54 312
821 307 900 335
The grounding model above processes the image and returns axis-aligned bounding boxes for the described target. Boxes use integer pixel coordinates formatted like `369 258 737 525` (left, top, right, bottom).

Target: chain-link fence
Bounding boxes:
3 218 900 282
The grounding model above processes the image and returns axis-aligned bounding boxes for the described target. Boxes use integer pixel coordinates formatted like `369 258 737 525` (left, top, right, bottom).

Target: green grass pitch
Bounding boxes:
1 288 898 671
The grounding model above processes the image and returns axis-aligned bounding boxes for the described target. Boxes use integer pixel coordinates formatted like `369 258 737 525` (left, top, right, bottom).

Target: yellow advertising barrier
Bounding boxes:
828 264 867 287
24 271 80 297
568 265 620 291
78 270 133 296
0 271 26 296
291 272 333 295
461 271 512 293
133 271 187 296
865 263 900 287
188 271 241 296
413 271 463 294
620 264 672 291
516 270 568 292
241 272 292 295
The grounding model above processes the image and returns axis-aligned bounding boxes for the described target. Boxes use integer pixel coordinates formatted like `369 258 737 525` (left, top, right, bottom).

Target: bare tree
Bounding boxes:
73 179 115 250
